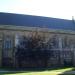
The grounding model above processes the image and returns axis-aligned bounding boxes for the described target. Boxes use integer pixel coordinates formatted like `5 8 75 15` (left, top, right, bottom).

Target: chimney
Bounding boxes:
72 16 75 23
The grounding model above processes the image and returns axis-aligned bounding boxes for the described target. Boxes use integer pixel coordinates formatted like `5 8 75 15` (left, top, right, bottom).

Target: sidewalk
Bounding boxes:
62 71 75 74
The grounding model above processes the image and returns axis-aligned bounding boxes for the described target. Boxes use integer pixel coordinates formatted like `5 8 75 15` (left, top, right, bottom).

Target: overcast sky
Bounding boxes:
0 0 75 20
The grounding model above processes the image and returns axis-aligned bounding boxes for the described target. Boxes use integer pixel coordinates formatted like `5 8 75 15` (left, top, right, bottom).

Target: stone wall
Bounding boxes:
0 29 75 67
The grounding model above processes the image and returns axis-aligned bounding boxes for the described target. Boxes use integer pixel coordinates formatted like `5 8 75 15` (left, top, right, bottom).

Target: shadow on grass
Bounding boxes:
0 66 74 75
59 67 75 75
0 67 46 75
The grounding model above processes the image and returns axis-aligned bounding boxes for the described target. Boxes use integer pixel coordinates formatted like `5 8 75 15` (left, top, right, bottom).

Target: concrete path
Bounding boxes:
62 71 75 74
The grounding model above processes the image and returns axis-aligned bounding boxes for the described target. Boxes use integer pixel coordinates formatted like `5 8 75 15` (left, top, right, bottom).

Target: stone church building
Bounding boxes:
0 12 75 67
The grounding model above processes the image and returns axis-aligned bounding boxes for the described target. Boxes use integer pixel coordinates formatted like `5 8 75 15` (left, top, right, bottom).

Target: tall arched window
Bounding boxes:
4 35 12 50
3 35 12 58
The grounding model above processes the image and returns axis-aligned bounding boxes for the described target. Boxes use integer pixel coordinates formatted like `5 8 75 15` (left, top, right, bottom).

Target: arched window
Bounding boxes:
15 35 28 49
47 35 59 50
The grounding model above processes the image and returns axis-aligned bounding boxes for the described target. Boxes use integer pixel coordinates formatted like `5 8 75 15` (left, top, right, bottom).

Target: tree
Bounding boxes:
15 29 51 68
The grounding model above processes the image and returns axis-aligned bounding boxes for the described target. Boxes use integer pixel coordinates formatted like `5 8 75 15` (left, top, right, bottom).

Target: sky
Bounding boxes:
0 0 75 20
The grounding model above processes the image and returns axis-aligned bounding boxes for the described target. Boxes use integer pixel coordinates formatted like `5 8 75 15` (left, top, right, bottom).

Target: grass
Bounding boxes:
0 67 74 75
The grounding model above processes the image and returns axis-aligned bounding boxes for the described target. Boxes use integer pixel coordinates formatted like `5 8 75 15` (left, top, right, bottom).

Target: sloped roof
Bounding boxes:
0 12 75 31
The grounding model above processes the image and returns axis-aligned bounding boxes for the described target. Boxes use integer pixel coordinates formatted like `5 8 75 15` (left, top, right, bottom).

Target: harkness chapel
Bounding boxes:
0 12 75 67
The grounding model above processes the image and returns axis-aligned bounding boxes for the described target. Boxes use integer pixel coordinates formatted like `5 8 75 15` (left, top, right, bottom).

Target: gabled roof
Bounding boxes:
0 12 75 31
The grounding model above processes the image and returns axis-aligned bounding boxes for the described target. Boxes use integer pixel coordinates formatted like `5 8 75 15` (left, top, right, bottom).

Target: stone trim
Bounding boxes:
0 25 75 35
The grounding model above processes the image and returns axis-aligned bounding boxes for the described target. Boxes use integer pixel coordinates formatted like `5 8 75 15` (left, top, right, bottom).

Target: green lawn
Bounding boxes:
0 67 74 75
